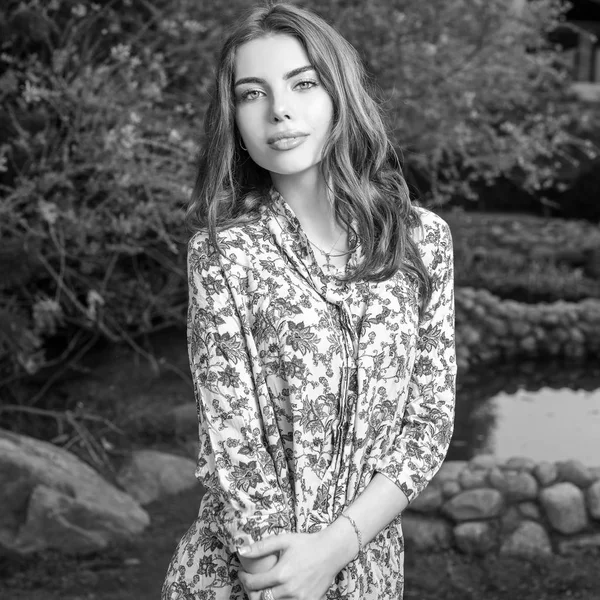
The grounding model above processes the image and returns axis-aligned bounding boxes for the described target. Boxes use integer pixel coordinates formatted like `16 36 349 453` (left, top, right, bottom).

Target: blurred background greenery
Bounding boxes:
1 0 599 401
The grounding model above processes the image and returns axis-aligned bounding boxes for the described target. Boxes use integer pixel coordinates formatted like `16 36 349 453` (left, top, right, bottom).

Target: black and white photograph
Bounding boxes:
1 1 600 599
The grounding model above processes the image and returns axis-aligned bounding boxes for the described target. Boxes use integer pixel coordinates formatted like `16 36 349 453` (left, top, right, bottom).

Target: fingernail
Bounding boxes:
238 546 249 555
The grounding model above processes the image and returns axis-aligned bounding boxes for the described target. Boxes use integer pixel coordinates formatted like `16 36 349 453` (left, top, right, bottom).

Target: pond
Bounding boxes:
449 360 600 466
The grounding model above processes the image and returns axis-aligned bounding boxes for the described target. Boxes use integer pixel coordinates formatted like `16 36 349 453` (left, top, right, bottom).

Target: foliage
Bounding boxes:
0 0 597 396
308 0 599 203
443 210 600 302
0 0 202 385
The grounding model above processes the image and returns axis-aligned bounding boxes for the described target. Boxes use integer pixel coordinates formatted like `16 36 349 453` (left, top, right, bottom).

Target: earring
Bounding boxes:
240 139 247 151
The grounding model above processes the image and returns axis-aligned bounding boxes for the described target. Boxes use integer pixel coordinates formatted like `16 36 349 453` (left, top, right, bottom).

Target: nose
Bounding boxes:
270 89 293 122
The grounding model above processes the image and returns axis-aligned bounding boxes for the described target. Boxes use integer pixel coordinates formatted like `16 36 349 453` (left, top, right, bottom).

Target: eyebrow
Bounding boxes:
234 65 316 88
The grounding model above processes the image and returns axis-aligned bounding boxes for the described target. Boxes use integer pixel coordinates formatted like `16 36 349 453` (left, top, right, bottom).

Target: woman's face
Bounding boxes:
233 34 334 178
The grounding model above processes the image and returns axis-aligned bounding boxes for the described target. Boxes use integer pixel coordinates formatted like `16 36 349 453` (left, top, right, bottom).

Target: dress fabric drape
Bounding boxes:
162 191 456 600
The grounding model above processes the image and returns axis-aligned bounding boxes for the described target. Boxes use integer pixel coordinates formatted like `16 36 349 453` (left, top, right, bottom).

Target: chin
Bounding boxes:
256 153 322 177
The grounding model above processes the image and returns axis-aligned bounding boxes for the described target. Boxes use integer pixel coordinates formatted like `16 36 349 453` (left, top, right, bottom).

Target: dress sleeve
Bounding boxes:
375 216 456 503
187 232 292 552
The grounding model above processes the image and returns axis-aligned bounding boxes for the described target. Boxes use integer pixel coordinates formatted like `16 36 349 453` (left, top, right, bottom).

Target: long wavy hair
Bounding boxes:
187 1 431 307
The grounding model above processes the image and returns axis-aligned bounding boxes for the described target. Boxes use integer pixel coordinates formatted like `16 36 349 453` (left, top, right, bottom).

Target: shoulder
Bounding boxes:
410 207 453 273
188 219 266 268
412 206 452 249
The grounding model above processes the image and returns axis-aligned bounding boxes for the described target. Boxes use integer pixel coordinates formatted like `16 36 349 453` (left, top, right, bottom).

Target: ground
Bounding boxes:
1 485 599 600
2 330 599 599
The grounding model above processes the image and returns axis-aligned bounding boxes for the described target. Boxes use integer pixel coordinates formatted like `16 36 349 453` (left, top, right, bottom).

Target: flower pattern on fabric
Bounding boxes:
162 191 456 599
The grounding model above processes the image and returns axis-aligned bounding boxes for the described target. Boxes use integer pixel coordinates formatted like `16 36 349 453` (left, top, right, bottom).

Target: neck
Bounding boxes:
270 169 339 239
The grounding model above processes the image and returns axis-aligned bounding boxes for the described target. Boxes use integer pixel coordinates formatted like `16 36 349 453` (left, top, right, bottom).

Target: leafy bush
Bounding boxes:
0 0 597 396
0 0 206 385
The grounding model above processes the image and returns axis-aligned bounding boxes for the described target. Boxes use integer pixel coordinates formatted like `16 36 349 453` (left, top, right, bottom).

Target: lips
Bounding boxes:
267 130 309 144
267 131 309 151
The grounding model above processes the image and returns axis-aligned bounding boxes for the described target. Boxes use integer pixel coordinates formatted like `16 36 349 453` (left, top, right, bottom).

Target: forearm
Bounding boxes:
321 472 409 572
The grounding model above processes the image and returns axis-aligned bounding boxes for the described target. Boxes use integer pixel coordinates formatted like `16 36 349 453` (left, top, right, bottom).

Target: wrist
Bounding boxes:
319 516 359 573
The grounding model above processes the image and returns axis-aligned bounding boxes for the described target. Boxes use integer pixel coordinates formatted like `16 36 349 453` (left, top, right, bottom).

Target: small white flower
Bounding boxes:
86 290 105 323
72 4 87 18
168 129 182 143
111 43 131 62
23 81 43 104
183 20 208 33
423 43 438 56
38 200 58 225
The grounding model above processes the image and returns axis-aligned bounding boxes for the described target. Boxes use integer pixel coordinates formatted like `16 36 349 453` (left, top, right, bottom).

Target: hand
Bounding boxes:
237 530 349 600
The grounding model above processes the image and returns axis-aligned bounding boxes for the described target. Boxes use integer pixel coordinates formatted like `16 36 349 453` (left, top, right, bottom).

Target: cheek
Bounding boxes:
310 95 334 137
235 108 260 141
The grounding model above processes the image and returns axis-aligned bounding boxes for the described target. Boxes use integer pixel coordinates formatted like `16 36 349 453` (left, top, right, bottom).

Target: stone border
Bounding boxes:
455 288 600 372
403 456 600 557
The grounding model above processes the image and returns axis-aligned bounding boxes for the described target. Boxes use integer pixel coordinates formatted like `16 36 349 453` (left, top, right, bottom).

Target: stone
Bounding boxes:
442 488 504 522
409 484 443 513
488 468 538 501
556 460 596 489
116 449 201 506
540 483 588 535
0 429 149 556
557 533 600 556
442 480 462 499
503 456 537 472
401 513 453 552
500 521 552 558
459 468 489 490
432 461 467 485
500 506 524 535
518 502 541 521
589 466 600 481
585 480 600 520
534 461 558 487
468 454 500 471
454 521 497 555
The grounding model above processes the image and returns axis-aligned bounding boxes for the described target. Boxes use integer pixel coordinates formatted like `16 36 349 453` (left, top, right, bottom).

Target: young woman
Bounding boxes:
162 3 456 599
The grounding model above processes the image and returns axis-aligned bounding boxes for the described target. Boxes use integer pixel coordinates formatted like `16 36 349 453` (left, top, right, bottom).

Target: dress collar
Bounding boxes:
261 188 363 303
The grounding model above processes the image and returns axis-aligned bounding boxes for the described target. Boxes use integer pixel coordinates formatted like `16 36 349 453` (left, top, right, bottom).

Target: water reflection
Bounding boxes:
449 360 600 465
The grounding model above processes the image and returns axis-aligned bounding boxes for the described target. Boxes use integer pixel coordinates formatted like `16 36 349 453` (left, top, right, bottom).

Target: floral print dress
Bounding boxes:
162 191 456 600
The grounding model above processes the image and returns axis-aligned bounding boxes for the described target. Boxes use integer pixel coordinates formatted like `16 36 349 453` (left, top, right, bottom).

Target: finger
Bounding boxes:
240 568 282 593
238 534 290 558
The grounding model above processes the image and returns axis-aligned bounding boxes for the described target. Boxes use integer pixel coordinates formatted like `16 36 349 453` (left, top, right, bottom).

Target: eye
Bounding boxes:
295 79 318 91
239 89 264 102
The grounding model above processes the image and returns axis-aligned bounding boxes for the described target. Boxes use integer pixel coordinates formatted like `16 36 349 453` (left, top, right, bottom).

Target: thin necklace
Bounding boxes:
306 229 346 270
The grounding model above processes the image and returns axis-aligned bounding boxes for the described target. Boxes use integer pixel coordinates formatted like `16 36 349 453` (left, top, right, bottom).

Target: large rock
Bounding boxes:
116 449 201 506
488 468 538 501
432 461 467 485
534 461 558 487
556 460 596 489
401 513 453 552
586 480 600 520
500 521 552 557
557 533 600 556
442 489 504 522
0 429 149 556
468 454 500 471
502 456 537 472
454 521 497 555
459 468 489 490
540 483 588 534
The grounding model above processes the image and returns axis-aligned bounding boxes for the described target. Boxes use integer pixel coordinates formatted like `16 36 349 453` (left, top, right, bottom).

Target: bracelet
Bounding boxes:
340 510 363 559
